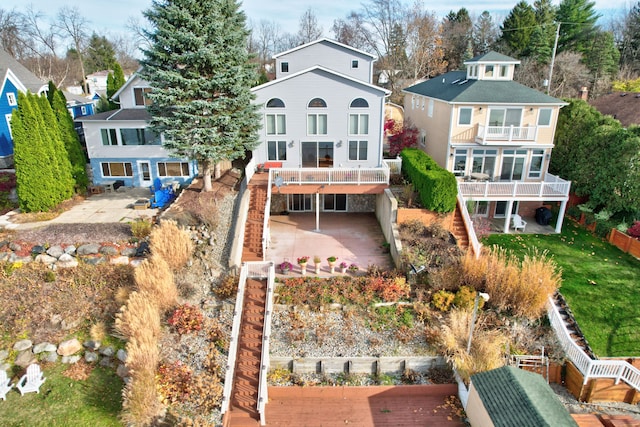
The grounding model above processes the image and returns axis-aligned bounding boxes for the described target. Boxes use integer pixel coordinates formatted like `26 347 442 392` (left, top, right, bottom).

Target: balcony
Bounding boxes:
458 173 571 201
476 124 538 145
269 166 389 186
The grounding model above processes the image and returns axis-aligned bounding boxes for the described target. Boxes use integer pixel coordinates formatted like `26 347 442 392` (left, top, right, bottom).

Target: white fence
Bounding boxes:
383 157 402 175
269 166 389 186
262 172 272 261
256 262 275 425
458 174 571 199
547 297 640 390
457 193 482 258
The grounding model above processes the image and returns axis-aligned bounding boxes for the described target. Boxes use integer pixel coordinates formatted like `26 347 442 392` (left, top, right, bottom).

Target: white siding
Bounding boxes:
117 75 150 108
276 42 373 82
83 120 173 159
253 69 385 168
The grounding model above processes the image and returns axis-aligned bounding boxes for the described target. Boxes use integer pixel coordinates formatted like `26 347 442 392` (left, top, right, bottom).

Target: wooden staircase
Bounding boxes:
451 203 470 251
242 183 268 262
226 279 267 427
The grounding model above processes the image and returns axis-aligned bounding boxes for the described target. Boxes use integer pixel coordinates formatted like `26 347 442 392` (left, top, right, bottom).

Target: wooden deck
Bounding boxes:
265 384 466 426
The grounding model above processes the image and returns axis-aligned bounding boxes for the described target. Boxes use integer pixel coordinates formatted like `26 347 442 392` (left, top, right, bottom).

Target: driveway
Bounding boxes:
0 188 158 230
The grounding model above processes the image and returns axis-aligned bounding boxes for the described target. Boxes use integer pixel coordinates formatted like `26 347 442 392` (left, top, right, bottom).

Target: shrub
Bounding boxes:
566 205 581 220
114 291 161 341
134 255 177 311
214 274 239 299
167 304 204 334
157 361 193 405
400 148 457 213
432 290 455 311
130 218 153 239
453 286 477 311
149 220 194 270
628 221 640 238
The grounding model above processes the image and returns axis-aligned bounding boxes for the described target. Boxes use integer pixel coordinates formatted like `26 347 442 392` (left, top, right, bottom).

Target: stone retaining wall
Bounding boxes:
270 356 445 375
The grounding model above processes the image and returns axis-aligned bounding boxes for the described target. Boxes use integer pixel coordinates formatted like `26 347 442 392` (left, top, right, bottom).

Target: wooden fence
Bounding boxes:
608 229 640 259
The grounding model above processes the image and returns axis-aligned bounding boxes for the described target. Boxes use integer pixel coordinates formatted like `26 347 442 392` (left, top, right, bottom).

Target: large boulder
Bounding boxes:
15 351 37 368
46 245 65 258
13 339 32 352
77 243 100 255
57 253 78 268
57 338 82 356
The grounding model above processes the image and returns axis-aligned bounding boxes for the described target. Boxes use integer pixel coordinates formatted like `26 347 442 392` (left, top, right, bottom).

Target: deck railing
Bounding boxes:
476 124 537 143
262 171 272 260
383 157 402 175
269 166 389 186
256 262 275 425
547 297 640 390
457 193 482 258
458 174 571 199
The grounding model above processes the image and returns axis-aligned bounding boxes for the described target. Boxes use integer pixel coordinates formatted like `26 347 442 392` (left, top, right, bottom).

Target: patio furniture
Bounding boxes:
512 214 527 232
16 364 45 396
470 172 490 181
0 370 12 400
102 180 116 193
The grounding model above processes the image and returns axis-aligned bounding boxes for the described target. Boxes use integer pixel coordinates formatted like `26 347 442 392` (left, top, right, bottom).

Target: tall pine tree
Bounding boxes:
140 0 260 191
556 0 599 54
106 63 126 110
500 1 537 57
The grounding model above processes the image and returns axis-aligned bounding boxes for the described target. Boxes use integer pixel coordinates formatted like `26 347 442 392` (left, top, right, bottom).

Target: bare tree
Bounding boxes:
296 8 323 45
405 2 447 81
108 33 140 73
0 8 29 59
250 19 281 68
126 16 153 52
331 12 370 51
56 6 89 92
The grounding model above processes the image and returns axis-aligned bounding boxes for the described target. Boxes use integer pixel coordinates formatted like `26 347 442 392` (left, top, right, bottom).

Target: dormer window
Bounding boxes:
484 65 494 78
134 87 152 106
500 65 508 78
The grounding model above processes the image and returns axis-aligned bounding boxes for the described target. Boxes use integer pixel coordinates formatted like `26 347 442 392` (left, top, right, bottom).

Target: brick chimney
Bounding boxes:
579 86 588 100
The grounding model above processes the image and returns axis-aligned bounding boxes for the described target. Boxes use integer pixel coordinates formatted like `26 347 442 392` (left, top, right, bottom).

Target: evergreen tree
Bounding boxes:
140 0 260 191
500 1 537 57
106 63 126 110
532 0 557 62
556 0 599 54
442 8 472 71
583 30 620 79
527 26 553 63
12 93 56 212
84 33 118 74
49 88 89 190
620 1 640 72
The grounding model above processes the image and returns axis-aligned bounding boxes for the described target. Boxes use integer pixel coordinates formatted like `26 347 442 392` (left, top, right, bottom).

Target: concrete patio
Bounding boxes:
490 215 556 234
266 213 394 276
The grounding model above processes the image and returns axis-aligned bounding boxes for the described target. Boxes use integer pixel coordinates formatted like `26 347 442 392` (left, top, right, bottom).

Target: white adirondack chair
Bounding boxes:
0 370 12 400
16 364 45 396
512 214 527 232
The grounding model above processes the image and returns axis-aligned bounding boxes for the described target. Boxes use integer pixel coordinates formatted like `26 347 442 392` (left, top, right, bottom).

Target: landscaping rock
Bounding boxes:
99 357 114 368
0 350 8 362
46 245 65 258
84 352 99 363
35 254 57 265
62 355 81 364
44 352 58 363
110 256 130 265
33 342 56 354
121 247 137 257
13 339 33 352
50 314 62 326
57 338 82 356
116 349 127 362
15 350 37 367
116 364 129 378
83 256 106 266
99 245 118 256
64 245 76 255
83 340 100 351
9 253 32 263
8 242 21 252
31 245 45 254
129 258 145 267
100 346 114 357
0 253 9 262
56 253 78 268
77 243 100 255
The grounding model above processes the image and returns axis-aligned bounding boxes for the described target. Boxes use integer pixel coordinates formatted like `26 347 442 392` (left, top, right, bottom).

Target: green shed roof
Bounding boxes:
471 366 578 427
403 70 565 105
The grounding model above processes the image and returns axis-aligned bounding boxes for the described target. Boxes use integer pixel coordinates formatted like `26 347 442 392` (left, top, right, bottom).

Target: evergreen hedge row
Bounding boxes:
400 148 458 213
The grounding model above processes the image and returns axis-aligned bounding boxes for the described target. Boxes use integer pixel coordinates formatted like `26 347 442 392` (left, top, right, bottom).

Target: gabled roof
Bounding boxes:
403 70 565 105
471 366 577 427
110 68 144 100
590 92 640 127
75 108 150 121
273 38 376 60
466 51 520 64
252 65 390 95
0 49 46 93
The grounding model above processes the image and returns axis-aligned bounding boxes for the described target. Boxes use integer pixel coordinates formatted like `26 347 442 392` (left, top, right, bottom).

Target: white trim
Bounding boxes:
5 113 13 138
6 92 16 106
137 160 152 187
273 38 376 60
458 107 473 126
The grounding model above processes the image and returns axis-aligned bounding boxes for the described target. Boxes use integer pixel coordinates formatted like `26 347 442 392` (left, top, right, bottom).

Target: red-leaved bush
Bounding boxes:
388 123 419 157
627 221 640 239
167 304 204 334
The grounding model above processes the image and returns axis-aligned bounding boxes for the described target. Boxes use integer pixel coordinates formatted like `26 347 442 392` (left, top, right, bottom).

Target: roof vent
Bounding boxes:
458 80 469 85
442 78 445 84
451 79 461 84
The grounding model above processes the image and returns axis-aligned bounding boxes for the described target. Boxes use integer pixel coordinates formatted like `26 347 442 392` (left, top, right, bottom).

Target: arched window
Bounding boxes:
350 98 369 108
308 98 327 108
266 98 285 108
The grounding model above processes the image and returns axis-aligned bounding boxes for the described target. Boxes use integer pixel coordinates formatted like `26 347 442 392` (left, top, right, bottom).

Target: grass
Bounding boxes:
484 221 640 357
0 364 122 426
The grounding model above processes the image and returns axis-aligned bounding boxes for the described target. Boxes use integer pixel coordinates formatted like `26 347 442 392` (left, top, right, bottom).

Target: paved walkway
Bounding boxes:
0 188 158 230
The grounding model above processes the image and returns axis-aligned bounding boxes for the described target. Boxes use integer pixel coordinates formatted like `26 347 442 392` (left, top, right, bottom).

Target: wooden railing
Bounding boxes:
257 262 275 425
458 174 571 199
547 297 640 391
476 124 537 143
269 166 390 186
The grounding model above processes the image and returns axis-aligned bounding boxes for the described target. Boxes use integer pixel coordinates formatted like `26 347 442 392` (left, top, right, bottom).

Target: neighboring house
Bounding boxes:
403 51 571 233
590 91 640 128
0 49 48 168
466 366 578 427
85 70 110 97
76 73 198 188
63 91 96 119
251 38 393 216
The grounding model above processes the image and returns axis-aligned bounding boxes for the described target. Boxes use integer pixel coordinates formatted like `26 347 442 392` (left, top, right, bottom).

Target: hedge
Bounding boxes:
400 148 457 213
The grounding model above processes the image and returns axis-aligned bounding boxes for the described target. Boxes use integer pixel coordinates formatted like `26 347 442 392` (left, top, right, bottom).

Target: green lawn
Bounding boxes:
484 222 640 357
0 364 122 426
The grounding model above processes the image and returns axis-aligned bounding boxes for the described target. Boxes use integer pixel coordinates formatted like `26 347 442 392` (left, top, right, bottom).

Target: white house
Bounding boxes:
76 73 198 188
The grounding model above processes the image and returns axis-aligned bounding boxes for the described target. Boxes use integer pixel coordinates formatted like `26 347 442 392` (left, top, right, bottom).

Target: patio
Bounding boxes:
266 213 394 276
489 215 556 234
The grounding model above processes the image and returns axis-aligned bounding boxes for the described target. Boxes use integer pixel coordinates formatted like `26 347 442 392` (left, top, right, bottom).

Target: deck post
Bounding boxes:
314 193 320 232
555 199 567 233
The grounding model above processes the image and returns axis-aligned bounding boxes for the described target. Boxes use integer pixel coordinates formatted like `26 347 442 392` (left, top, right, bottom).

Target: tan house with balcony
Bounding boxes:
403 51 571 233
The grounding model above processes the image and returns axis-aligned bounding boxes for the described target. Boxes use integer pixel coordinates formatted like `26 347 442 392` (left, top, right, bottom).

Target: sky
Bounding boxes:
3 0 632 43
